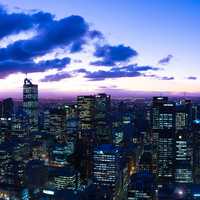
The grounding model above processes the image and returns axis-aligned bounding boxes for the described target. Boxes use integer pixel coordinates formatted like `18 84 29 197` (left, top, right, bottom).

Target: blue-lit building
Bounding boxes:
48 166 80 191
92 144 126 200
23 78 38 132
95 93 111 144
128 171 155 200
175 130 193 184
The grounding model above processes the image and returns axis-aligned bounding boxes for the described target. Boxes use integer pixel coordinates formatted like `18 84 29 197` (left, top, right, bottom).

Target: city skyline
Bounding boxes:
0 0 200 98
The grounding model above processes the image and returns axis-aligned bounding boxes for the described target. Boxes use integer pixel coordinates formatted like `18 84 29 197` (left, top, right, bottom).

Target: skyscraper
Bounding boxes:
151 97 169 145
2 98 14 118
95 93 111 144
193 120 200 183
77 95 96 178
174 100 193 184
175 130 193 183
176 99 192 130
93 144 123 199
77 95 95 134
23 78 38 132
151 97 175 184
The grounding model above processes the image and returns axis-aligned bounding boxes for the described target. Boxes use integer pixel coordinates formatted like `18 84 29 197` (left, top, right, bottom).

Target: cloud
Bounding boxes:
0 15 89 61
119 64 160 72
89 30 104 39
91 44 138 66
158 54 173 65
0 57 70 78
70 39 86 53
0 5 104 77
76 64 159 81
160 76 174 80
145 74 174 80
41 71 72 82
0 6 53 40
85 70 141 81
187 76 197 80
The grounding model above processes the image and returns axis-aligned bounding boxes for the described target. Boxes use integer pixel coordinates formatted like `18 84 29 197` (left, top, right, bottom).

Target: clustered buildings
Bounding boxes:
0 79 200 199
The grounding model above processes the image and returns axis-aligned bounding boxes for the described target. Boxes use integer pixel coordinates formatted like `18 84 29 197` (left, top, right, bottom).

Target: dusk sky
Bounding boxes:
0 0 200 98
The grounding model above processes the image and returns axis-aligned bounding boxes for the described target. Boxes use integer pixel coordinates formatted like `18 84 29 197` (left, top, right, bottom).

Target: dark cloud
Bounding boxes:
160 76 174 80
41 71 72 82
70 39 86 53
85 70 141 81
119 64 160 72
89 30 104 39
0 6 105 77
144 74 174 80
0 57 70 78
0 15 89 61
91 44 138 66
0 6 53 39
158 54 173 65
187 76 197 80
76 64 158 81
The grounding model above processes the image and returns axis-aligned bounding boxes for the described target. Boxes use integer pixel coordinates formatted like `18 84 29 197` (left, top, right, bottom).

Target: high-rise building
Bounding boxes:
176 100 192 130
51 143 70 166
51 166 80 191
2 98 14 118
77 95 96 178
95 93 111 144
174 130 193 183
77 95 95 134
49 108 66 139
151 97 175 184
151 97 169 130
23 78 38 131
93 144 123 199
193 120 200 183
128 171 155 200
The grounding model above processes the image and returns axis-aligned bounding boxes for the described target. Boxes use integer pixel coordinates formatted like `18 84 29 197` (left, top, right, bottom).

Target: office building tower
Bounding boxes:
51 166 80 190
95 93 111 144
2 98 14 118
128 171 155 200
193 120 200 183
65 105 79 147
0 144 12 184
151 97 175 184
6 160 25 187
11 114 28 138
77 95 96 179
65 104 78 120
176 99 192 130
151 96 169 142
0 117 11 143
93 144 123 199
151 97 169 127
51 143 70 166
23 78 38 131
77 95 95 133
49 108 66 139
175 130 193 183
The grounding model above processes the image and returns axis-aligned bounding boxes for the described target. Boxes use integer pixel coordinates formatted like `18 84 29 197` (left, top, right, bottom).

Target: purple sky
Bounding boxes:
0 0 200 98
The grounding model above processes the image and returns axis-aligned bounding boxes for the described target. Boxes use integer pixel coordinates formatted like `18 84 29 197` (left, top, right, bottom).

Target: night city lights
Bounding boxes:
0 0 200 199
